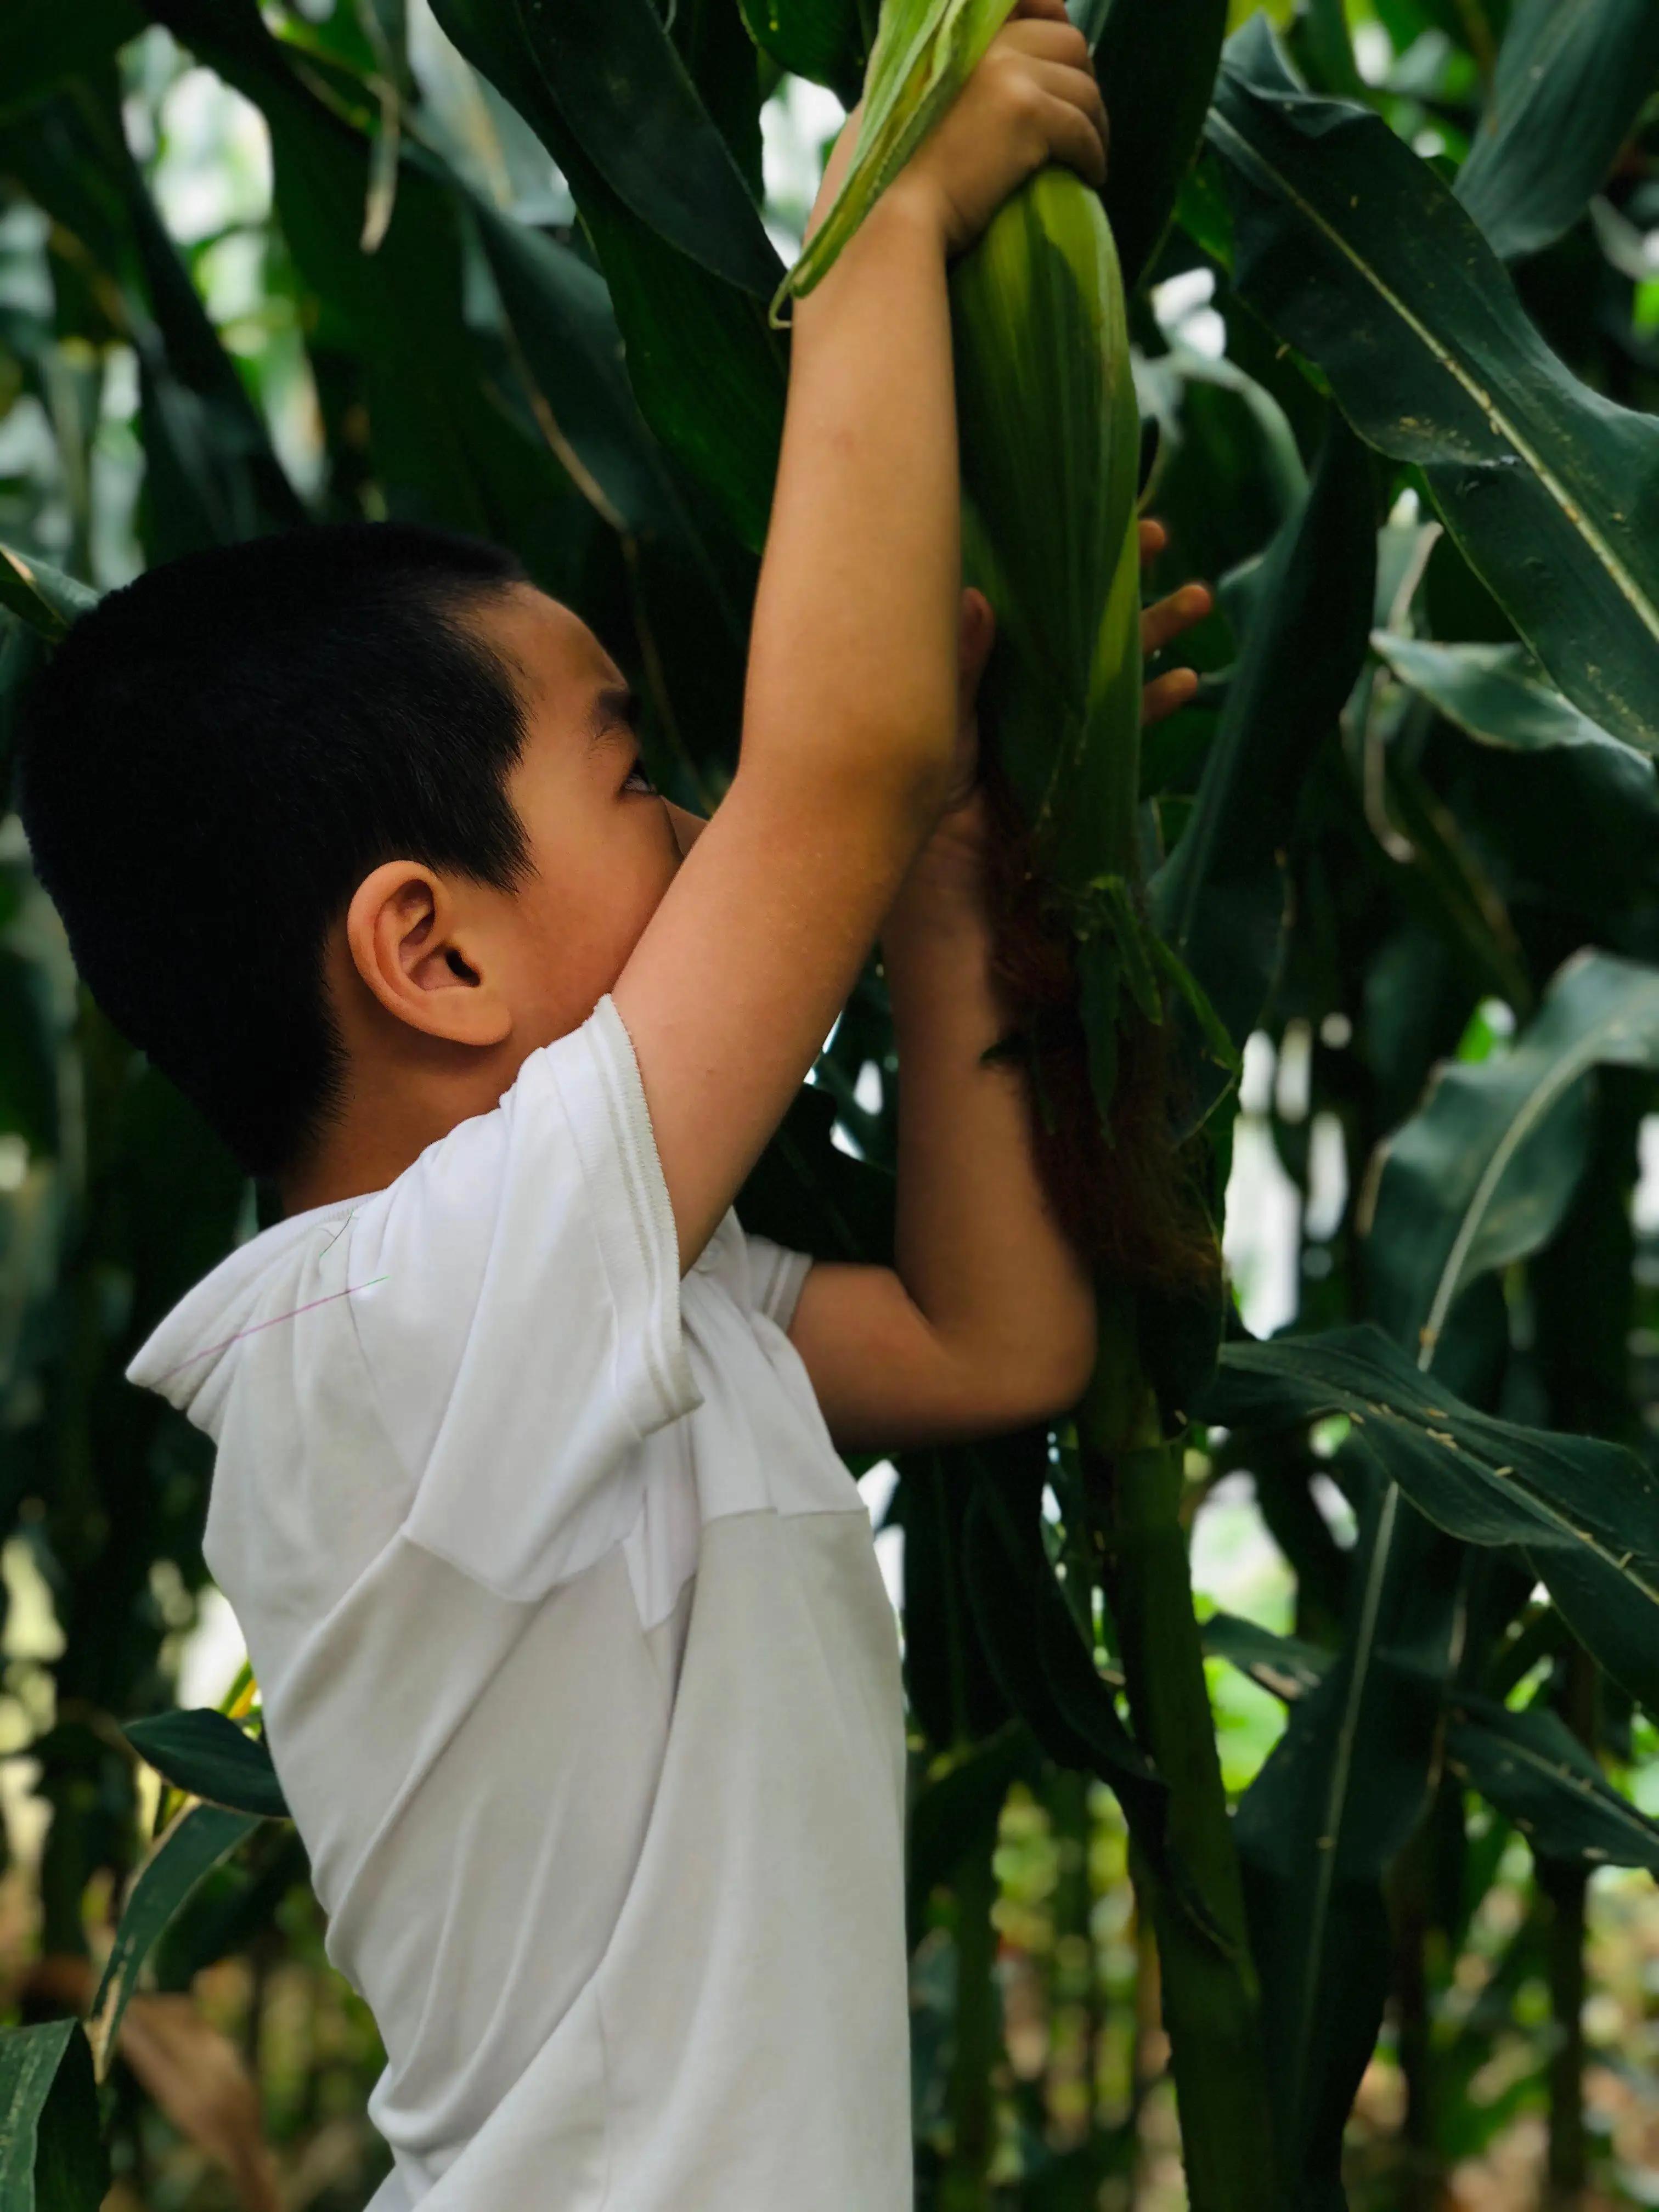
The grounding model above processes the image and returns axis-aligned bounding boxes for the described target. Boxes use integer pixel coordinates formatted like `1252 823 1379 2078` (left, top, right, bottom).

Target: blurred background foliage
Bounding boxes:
0 0 1658 2206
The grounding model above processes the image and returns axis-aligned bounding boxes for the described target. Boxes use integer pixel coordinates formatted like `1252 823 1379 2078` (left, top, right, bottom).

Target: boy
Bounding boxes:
16 7 1206 2204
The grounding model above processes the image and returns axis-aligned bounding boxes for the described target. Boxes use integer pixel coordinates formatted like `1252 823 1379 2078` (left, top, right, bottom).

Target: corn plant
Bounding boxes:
1 0 1658 2206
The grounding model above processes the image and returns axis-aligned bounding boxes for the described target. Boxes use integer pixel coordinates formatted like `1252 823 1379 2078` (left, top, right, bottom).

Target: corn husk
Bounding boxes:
949 166 1143 896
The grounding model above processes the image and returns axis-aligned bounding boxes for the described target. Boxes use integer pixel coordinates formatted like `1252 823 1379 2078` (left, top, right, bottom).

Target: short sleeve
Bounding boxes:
743 1232 815 1333
345 995 701 1604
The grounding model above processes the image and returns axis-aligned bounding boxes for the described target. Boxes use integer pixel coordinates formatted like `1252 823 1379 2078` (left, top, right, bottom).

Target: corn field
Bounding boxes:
2 0 1659 2206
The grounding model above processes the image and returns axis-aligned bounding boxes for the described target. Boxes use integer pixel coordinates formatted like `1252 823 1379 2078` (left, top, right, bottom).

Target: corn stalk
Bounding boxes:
777 6 1278 2200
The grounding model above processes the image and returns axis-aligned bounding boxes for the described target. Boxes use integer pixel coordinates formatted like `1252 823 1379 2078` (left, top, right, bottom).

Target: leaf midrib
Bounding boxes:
1205 95 1659 653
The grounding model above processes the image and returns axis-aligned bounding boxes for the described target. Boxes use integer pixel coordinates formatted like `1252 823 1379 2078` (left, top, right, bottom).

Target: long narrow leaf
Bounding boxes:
124 1709 289 1820
1447 1694 1659 1873
0 2022 106 2212
1366 951 1659 1359
87 1802 261 2076
1092 0 1227 289
1205 18 1659 756
1454 0 1659 262
737 0 868 102
504 0 781 297
427 0 786 546
0 544 95 640
1206 1324 1659 1714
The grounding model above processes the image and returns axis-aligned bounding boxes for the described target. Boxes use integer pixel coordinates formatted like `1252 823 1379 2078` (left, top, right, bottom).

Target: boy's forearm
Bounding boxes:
882 830 1098 1409
740 197 961 808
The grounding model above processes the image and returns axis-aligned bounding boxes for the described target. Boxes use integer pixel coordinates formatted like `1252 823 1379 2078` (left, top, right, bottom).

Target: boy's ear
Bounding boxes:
343 861 512 1047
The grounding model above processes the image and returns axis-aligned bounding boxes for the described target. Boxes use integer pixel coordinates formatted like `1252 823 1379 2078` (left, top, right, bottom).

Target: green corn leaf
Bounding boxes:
1454 0 1659 262
1091 0 1228 289
466 188 700 546
0 543 96 640
737 0 869 102
1446 1692 1659 1874
962 1463 1169 1823
492 0 781 298
1372 634 1659 899
1200 1610 1329 1701
0 2022 107 2212
124 1709 290 1820
87 1802 262 2076
1230 1501 1464 2193
10 79 307 558
146 0 577 542
427 0 786 548
1367 950 1659 1360
1206 1323 1659 1715
775 0 1017 315
1205 18 1659 757
1204 1617 1659 1874
1372 634 1658 775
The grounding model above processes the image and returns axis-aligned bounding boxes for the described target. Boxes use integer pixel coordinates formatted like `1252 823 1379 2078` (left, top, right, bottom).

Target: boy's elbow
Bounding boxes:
980 1324 1098 1430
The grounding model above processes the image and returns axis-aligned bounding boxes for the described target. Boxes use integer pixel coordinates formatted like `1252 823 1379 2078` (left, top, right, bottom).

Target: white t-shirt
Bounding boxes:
126 994 912 2211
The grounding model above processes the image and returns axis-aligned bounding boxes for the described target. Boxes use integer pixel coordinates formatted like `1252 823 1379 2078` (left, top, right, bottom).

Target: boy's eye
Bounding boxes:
622 755 656 795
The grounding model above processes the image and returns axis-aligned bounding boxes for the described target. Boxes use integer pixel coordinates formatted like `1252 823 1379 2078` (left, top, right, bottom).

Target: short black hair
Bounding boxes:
13 521 538 1182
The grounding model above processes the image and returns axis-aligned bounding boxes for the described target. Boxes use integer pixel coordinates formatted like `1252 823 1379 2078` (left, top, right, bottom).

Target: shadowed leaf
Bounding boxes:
0 2021 106 2212
1206 18 1659 756
1455 0 1659 262
1447 1693 1659 1874
125 1711 289 1820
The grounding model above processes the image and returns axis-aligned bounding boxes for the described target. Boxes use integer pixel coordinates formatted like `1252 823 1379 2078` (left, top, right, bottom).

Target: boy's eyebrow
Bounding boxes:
584 682 641 747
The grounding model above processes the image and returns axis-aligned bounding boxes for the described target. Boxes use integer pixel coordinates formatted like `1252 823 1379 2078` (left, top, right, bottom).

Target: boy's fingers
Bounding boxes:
1142 667 1200 727
1141 582 1211 656
1034 89 1108 186
1137 516 1169 562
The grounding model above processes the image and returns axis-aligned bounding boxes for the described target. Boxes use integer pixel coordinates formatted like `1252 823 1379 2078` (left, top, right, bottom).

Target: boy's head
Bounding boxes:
13 522 682 1195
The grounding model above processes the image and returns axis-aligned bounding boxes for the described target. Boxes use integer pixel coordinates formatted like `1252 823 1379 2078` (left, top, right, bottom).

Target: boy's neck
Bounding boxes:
278 1056 518 1219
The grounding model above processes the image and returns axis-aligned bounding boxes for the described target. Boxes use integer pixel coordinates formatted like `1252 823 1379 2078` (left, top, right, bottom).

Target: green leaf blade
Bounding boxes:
1454 0 1659 262
88 1802 262 2074
124 1709 290 1820
1205 18 1659 757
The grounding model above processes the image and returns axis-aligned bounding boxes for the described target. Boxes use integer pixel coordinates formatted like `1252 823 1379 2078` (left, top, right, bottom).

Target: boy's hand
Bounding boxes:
922 521 1213 872
809 0 1108 260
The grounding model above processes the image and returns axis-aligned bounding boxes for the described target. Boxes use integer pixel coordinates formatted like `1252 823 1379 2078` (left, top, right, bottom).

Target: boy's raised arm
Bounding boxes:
612 0 1108 1276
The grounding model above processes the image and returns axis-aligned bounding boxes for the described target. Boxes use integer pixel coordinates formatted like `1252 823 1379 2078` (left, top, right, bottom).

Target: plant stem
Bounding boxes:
1079 1284 1280 2212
